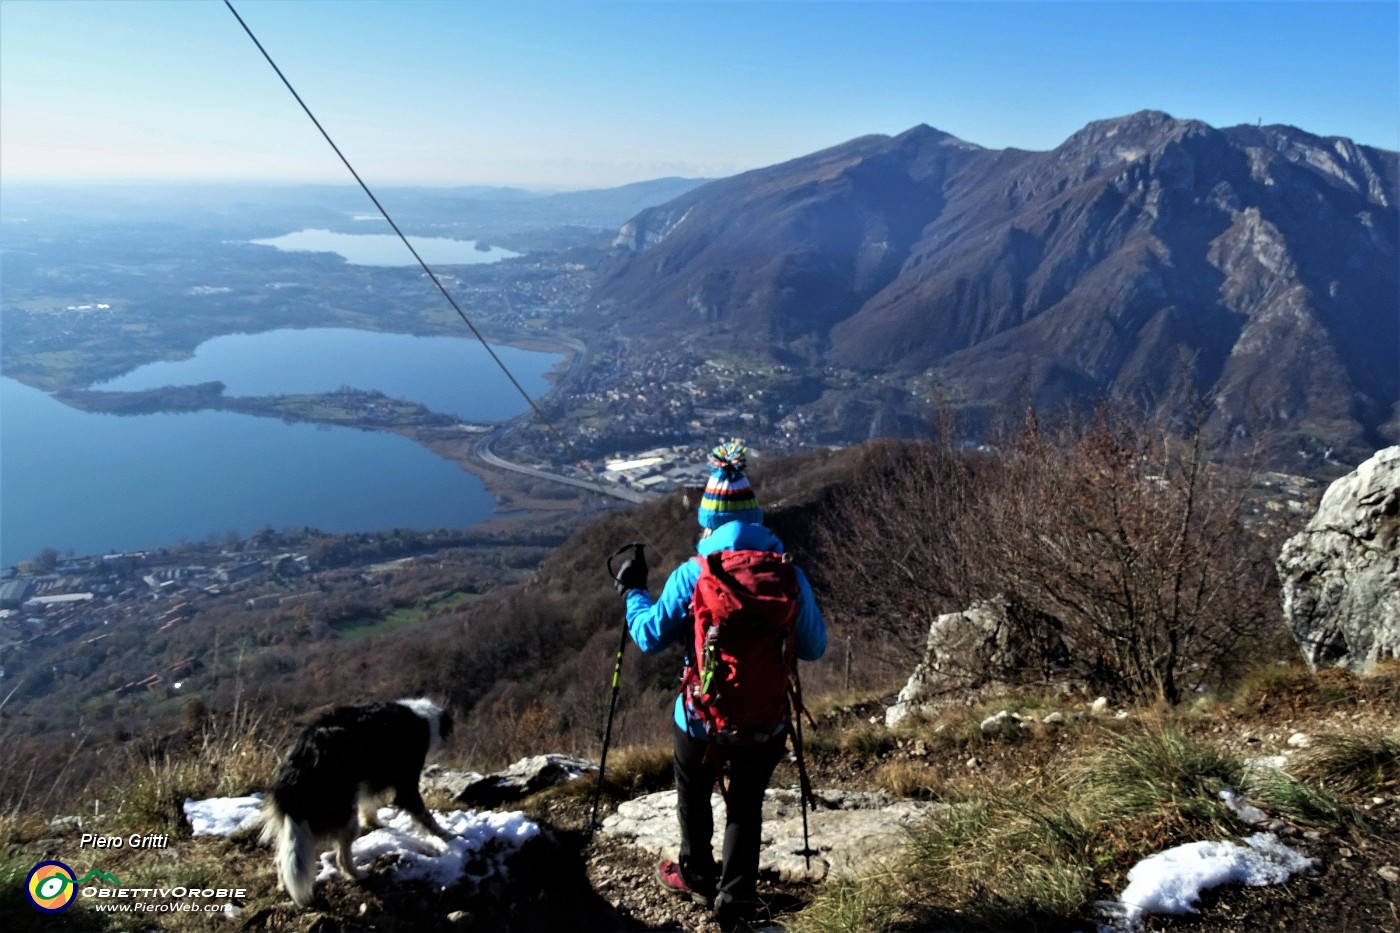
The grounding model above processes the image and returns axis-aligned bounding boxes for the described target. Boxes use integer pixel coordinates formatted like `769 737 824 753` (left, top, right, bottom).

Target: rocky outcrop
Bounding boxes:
438 755 596 808
885 598 1016 728
601 787 946 882
1278 447 1400 673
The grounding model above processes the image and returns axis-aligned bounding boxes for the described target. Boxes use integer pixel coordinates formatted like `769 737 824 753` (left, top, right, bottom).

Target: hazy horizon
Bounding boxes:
4 111 1398 196
2 1 1396 191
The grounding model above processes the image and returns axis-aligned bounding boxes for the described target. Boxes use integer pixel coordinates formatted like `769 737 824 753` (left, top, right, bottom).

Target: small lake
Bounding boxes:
1 330 563 566
250 229 520 266
94 328 561 421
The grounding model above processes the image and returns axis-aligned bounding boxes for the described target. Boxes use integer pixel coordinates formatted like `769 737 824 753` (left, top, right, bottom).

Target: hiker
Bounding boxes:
614 440 826 930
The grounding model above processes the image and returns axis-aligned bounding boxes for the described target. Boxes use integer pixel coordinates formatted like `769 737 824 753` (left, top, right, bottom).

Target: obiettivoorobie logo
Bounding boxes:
25 862 123 913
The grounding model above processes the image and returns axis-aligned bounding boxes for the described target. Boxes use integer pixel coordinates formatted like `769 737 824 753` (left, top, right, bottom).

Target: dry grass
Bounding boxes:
790 688 1396 933
1073 724 1246 834
806 685 903 720
0 809 51 926
1228 661 1368 714
115 708 280 833
3 661 1395 932
0 704 283 933
1288 731 1400 794
1246 729 1399 830
873 761 947 800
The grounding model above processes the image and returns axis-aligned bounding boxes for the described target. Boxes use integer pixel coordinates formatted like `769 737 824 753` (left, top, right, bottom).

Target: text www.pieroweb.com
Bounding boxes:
83 886 247 914
90 902 231 913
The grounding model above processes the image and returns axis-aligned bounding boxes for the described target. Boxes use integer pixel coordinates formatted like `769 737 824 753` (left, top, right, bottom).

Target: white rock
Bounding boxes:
980 710 1014 734
601 788 946 883
1220 788 1271 826
885 599 1016 727
1242 755 1289 781
1278 446 1400 674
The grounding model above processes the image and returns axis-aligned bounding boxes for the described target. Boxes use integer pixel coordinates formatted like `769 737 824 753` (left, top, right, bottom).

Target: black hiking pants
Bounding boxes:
673 721 786 920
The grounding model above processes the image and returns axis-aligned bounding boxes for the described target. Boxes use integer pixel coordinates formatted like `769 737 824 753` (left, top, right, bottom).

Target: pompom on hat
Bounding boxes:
697 439 763 529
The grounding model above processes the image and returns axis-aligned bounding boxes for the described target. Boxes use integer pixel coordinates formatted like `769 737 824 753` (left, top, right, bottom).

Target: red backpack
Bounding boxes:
684 549 800 745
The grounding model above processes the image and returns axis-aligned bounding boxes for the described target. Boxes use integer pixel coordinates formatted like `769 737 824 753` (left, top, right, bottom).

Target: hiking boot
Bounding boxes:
654 859 715 905
714 895 770 932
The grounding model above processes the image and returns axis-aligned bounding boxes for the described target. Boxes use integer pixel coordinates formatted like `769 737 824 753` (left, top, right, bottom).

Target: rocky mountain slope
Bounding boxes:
593 111 1399 462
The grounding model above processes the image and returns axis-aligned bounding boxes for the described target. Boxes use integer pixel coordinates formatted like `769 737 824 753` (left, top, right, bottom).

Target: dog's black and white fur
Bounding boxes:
260 698 454 907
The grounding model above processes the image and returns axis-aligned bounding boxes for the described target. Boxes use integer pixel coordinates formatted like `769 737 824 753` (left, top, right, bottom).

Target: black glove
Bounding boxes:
613 547 648 596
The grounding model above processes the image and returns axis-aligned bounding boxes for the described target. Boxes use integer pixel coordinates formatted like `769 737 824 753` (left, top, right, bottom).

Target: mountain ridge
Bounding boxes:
592 111 1399 461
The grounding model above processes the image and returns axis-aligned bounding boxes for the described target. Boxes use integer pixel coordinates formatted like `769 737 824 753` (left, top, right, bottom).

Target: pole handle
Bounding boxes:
607 541 645 584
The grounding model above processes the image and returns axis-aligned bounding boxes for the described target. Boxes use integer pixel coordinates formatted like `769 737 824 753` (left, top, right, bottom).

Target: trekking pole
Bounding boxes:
790 667 819 872
588 543 644 839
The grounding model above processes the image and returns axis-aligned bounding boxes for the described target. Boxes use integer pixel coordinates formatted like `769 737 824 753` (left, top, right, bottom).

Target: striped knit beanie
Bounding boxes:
698 440 763 529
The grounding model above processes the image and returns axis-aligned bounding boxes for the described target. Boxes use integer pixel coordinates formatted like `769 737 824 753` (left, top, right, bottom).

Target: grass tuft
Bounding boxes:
785 875 906 933
1289 731 1400 795
1229 662 1315 707
1229 663 1361 712
116 709 278 833
842 725 899 759
597 744 675 797
537 743 674 807
1248 770 1364 830
874 761 947 800
1075 724 1245 835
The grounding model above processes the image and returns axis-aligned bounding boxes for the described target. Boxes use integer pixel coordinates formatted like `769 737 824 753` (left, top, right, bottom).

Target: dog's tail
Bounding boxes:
260 799 315 907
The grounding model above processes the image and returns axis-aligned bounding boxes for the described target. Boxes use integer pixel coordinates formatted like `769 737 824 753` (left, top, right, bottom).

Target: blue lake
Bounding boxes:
249 229 520 266
95 328 560 421
1 330 563 566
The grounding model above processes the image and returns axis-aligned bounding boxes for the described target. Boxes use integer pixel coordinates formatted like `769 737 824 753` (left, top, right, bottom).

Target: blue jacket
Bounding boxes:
624 520 827 737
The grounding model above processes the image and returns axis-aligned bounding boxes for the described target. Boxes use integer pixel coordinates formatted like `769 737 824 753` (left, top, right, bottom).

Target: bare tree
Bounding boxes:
972 408 1283 704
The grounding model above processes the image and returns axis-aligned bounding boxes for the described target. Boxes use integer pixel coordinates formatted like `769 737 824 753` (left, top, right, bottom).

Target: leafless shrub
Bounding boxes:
970 407 1286 704
813 406 1287 705
811 438 984 667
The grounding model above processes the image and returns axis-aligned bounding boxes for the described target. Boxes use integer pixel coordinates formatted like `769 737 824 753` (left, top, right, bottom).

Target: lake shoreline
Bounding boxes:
43 330 593 545
390 423 606 533
1 329 583 566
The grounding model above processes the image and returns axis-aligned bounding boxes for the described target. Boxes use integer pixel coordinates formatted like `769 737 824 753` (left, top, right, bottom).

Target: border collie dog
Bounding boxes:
260 698 454 907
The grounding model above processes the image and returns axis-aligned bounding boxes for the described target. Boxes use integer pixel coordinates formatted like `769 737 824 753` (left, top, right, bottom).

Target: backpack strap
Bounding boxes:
679 556 724 796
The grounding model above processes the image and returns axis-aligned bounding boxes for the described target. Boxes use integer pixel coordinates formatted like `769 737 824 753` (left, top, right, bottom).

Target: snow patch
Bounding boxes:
1218 788 1270 827
315 807 539 890
1097 832 1316 930
184 796 539 893
184 794 263 836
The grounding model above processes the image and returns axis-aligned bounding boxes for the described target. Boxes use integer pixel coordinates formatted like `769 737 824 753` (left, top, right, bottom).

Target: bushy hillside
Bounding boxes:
1 414 1303 806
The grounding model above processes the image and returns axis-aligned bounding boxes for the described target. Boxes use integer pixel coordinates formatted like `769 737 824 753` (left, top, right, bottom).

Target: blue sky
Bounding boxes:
2 0 1397 189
